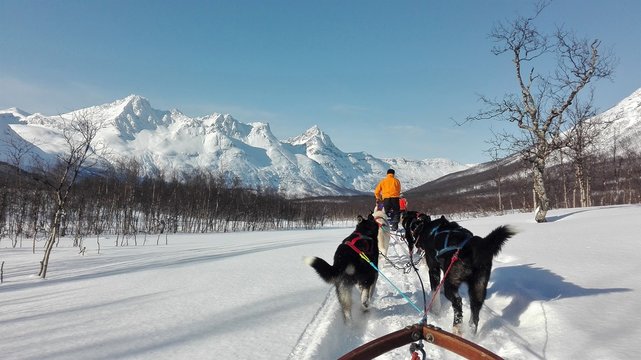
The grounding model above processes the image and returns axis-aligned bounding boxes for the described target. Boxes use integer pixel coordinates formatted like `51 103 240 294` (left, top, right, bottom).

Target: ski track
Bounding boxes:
289 235 538 359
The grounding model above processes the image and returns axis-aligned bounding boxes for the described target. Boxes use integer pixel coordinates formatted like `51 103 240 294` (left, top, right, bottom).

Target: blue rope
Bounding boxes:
362 254 425 318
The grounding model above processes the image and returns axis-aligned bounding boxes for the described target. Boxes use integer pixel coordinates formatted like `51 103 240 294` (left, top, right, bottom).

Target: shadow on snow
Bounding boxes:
486 263 630 326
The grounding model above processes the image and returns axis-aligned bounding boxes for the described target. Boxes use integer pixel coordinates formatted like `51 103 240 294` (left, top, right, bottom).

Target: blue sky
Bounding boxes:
1 0 640 164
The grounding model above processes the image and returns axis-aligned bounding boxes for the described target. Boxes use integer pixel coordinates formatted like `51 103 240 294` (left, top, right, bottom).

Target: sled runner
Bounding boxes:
338 322 502 360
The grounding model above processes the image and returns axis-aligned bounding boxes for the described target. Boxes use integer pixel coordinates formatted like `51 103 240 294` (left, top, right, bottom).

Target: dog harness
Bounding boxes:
429 225 473 258
344 232 426 317
344 232 373 254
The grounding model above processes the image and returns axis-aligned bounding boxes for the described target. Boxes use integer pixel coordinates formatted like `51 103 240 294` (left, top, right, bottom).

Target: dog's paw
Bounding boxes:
452 323 463 336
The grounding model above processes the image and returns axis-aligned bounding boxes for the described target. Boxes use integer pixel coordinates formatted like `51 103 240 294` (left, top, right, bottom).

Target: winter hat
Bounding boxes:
387 169 395 175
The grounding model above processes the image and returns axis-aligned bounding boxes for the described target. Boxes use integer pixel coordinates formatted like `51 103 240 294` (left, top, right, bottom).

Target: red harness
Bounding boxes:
343 232 372 254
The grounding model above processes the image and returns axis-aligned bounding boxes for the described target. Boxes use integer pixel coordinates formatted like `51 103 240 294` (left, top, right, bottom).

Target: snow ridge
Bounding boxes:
3 87 638 197
0 96 470 197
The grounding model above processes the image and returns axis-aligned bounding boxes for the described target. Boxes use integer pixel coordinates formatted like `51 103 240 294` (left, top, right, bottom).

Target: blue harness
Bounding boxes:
430 225 473 258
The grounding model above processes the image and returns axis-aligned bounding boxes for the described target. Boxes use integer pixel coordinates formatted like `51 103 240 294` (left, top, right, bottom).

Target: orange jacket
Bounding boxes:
374 174 401 200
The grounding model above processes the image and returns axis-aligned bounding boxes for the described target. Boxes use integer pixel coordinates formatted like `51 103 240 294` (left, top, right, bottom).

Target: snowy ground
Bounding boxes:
1 205 639 359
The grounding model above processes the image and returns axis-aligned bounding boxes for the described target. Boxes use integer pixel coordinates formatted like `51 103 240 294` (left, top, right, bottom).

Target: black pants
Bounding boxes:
383 197 400 229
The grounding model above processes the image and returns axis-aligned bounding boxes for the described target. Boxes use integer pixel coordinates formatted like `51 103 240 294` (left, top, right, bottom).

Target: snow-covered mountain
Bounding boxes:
592 87 641 153
409 87 641 201
0 95 470 197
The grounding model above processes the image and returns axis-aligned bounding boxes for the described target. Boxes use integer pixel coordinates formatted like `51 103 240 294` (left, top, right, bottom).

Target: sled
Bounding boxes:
338 323 502 360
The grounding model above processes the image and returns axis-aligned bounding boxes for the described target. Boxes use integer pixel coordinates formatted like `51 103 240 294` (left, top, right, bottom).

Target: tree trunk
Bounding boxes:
574 163 588 207
497 184 503 213
39 203 63 278
562 170 568 208
532 162 549 223
587 174 592 207
40 201 61 273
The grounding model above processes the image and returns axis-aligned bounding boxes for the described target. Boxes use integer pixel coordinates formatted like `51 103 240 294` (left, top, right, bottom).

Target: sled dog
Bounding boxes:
372 205 391 259
406 213 516 334
305 214 380 322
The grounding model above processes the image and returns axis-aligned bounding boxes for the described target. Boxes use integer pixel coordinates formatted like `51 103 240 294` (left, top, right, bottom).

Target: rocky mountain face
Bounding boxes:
0 95 470 197
4 87 638 199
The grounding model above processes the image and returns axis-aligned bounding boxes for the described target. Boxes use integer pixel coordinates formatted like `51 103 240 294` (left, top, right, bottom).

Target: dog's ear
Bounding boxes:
357 215 364 223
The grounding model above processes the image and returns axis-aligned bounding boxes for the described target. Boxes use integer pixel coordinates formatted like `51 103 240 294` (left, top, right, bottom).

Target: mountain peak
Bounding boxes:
0 95 472 197
120 94 152 112
307 124 322 133
123 94 149 103
287 125 335 148
71 94 174 140
86 94 148 116
210 114 252 137
0 107 31 119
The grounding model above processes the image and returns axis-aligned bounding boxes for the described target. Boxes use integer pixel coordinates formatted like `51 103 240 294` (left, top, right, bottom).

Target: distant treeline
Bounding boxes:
0 162 369 248
2 148 640 248
406 151 641 217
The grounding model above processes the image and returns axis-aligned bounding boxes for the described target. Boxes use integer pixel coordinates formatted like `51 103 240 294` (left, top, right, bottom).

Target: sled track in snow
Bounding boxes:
288 239 429 359
289 237 533 359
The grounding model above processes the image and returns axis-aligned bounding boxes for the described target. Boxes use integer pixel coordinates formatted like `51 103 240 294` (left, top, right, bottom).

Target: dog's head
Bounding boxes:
371 206 388 229
356 213 380 240
401 211 417 232
372 206 387 219
401 211 430 249
402 211 430 234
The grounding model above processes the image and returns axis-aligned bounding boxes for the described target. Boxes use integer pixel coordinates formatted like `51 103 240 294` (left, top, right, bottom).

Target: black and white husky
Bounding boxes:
305 214 380 322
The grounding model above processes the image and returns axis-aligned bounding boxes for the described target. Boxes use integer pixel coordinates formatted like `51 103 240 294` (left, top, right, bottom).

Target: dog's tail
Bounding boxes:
474 225 516 263
304 256 340 284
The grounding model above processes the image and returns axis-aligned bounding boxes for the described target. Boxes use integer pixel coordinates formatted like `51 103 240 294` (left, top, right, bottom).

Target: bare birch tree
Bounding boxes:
563 91 616 207
467 2 615 222
38 109 106 278
1 131 38 177
484 130 512 213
